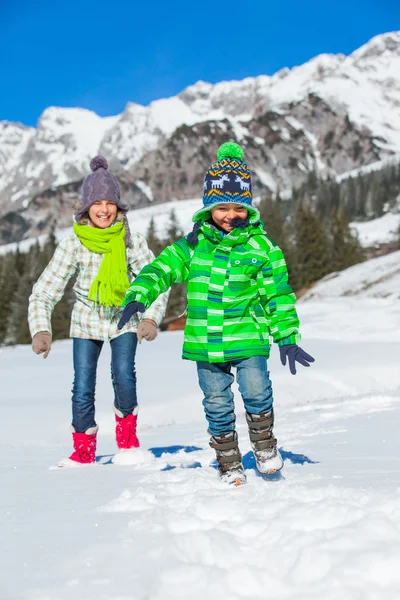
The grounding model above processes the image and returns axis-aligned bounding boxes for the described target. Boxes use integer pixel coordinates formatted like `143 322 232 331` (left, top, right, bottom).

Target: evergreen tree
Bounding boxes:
42 229 57 263
329 209 364 272
258 196 288 251
5 267 33 345
1 232 75 346
146 217 164 256
292 203 331 290
163 208 183 246
162 209 186 319
0 252 22 344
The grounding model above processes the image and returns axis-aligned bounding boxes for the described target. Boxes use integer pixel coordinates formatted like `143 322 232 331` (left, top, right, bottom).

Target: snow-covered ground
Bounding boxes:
351 212 400 248
1 253 400 599
301 249 400 303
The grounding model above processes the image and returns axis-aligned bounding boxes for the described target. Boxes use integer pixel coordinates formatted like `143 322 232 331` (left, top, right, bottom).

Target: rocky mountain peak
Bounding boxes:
350 31 400 61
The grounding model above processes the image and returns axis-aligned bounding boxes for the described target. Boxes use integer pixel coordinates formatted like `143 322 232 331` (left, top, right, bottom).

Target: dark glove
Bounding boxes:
279 344 315 375
117 302 145 330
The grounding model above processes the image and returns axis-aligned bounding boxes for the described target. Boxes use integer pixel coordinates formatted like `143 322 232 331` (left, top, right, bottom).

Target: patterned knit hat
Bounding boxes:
75 155 129 222
192 142 260 224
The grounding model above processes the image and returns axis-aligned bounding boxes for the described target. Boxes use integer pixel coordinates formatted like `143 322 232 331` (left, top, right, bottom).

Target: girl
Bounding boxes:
28 155 169 466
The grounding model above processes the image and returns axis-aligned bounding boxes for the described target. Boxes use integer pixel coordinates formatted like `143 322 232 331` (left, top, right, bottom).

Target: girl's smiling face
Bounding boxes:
211 204 248 233
88 200 117 228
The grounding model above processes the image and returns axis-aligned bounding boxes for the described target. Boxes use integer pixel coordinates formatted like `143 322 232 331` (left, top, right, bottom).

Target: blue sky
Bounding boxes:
1 0 399 127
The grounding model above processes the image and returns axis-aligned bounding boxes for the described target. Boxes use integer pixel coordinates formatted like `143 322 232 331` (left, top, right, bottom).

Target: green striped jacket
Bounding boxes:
124 220 301 363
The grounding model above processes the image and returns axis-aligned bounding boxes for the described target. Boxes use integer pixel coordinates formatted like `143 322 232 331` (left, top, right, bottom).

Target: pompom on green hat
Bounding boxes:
217 142 244 162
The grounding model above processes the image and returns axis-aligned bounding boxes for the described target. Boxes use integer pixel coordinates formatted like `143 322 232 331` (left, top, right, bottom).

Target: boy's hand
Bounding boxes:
137 319 157 344
32 332 52 359
117 301 145 330
279 344 315 375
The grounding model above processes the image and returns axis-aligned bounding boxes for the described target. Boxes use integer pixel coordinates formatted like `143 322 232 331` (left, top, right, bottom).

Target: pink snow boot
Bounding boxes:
115 410 140 450
58 426 98 467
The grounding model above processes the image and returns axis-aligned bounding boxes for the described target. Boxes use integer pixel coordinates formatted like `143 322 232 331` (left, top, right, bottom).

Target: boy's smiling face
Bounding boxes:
211 203 248 233
88 200 117 228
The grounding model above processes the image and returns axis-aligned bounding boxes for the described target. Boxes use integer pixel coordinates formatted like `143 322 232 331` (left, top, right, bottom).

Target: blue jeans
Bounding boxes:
72 333 138 432
197 356 274 436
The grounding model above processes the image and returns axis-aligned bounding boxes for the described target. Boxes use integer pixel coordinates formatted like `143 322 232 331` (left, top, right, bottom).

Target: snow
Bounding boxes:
176 31 400 156
34 108 119 188
149 96 198 136
38 107 118 168
127 198 200 237
135 180 154 202
254 168 278 192
351 213 400 247
1 256 400 599
300 250 400 303
0 121 35 196
336 154 400 183
350 31 400 61
284 116 304 131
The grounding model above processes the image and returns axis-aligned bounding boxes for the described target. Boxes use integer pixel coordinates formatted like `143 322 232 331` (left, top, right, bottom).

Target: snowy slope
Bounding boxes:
351 213 400 248
1 289 400 599
300 250 400 302
0 121 35 198
337 153 400 182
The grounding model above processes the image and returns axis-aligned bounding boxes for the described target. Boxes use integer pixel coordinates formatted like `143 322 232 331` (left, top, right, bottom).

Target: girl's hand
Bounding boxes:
137 319 157 344
117 301 145 330
32 332 52 359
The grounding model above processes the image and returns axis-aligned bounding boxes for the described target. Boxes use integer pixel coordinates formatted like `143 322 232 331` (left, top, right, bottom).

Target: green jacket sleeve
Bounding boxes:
123 237 193 309
257 244 301 346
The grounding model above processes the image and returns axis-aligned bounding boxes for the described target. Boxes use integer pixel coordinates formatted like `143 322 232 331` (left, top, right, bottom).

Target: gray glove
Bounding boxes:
137 319 157 344
32 332 52 359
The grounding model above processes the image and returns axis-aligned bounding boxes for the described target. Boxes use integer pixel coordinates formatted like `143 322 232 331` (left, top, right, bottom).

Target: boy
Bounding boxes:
118 143 314 485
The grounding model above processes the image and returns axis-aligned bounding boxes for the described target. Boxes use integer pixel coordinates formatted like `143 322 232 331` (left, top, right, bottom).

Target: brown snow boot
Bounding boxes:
246 409 283 474
209 430 247 486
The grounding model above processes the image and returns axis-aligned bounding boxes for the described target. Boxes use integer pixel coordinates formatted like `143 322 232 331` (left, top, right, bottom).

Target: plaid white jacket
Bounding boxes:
28 231 169 341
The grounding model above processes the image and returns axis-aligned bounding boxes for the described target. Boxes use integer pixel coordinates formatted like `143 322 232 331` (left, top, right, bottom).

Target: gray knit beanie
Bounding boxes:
75 155 129 222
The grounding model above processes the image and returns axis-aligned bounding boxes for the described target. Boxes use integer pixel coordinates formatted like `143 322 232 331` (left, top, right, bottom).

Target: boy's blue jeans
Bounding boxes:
196 356 274 436
71 333 138 432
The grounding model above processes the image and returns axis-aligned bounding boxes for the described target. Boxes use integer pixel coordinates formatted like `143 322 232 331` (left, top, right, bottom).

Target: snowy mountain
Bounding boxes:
2 265 400 598
0 121 35 204
1 31 400 244
0 108 118 207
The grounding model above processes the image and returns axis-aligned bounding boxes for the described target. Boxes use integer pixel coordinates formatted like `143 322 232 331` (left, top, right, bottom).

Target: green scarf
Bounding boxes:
73 221 129 307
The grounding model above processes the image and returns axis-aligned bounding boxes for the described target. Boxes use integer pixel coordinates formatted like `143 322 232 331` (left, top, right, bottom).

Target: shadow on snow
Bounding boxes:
97 445 318 474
